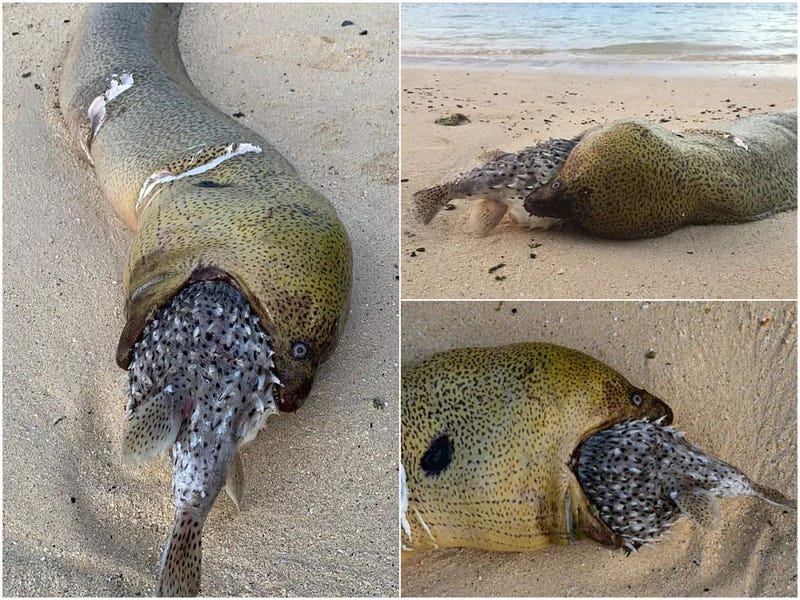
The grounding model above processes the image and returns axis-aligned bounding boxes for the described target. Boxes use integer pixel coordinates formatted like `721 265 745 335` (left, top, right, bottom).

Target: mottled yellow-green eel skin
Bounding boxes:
60 4 352 412
525 112 797 239
401 343 672 553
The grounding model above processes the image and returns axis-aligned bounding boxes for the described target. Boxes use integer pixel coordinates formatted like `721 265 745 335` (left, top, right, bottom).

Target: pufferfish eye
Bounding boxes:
291 341 309 360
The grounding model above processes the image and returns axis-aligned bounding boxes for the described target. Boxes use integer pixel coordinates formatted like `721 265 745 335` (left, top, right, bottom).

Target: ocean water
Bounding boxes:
402 3 797 77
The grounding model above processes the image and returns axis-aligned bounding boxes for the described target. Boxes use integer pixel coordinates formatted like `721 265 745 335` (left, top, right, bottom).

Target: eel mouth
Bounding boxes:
566 408 675 552
523 185 574 220
568 407 671 474
646 396 673 425
117 266 243 368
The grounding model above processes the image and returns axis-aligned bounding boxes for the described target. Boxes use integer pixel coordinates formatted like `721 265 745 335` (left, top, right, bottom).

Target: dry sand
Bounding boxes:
401 300 796 597
3 4 398 596
401 66 797 300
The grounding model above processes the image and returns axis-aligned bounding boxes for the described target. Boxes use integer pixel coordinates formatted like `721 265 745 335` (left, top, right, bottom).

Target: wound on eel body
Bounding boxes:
400 463 412 547
135 142 263 217
84 73 134 162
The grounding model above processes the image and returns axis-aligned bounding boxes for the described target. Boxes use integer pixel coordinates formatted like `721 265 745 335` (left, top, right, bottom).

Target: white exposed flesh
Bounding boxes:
732 136 749 150
135 142 263 216
85 73 135 162
400 463 412 545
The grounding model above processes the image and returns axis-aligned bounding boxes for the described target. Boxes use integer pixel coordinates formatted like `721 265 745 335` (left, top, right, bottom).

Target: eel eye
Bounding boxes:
291 341 309 360
552 180 561 190
631 392 643 407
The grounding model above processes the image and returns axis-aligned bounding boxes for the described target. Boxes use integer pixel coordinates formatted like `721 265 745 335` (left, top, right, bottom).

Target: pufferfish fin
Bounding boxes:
122 387 184 464
469 198 508 237
225 450 245 512
671 479 719 528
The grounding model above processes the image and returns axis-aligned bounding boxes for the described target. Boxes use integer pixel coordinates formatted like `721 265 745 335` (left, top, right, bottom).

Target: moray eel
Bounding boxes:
401 343 794 554
60 4 351 595
524 112 797 239
401 343 672 552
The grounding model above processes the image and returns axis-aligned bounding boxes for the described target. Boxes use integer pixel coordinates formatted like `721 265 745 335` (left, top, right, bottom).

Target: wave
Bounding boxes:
402 46 797 64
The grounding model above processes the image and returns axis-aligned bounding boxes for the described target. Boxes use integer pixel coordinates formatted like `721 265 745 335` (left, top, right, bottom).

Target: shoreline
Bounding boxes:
402 55 797 79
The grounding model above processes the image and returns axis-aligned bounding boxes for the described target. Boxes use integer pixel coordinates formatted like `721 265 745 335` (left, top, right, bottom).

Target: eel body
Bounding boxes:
524 112 797 239
401 343 794 555
61 4 352 595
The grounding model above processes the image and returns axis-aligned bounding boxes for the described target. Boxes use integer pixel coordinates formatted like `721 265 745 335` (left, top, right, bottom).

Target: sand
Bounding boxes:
3 4 398 596
400 301 797 597
401 66 797 300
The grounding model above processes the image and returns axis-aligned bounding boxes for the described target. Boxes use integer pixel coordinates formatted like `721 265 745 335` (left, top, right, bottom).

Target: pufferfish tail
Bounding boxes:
750 481 797 510
413 182 456 225
157 510 206 597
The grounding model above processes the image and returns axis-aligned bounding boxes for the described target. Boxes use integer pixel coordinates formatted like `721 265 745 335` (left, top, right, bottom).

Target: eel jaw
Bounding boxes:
273 367 316 412
523 181 574 220
565 396 673 550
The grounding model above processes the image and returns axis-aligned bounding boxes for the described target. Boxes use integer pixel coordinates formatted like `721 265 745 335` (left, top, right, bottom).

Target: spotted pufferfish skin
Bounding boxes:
412 138 578 236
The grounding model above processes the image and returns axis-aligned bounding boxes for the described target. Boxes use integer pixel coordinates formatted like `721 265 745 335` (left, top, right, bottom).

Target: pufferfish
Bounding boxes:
576 418 795 551
411 138 578 236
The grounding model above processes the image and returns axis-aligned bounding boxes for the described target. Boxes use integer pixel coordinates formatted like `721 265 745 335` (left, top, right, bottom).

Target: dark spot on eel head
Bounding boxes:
420 433 453 477
195 180 231 188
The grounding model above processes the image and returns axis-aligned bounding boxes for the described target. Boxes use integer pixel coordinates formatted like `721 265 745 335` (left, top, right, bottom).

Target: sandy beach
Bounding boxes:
400 66 797 300
3 4 398 596
401 301 796 597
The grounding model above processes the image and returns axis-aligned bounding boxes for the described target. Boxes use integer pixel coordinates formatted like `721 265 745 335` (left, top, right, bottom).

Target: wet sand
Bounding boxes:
401 66 797 300
3 4 398 596
401 301 796 597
